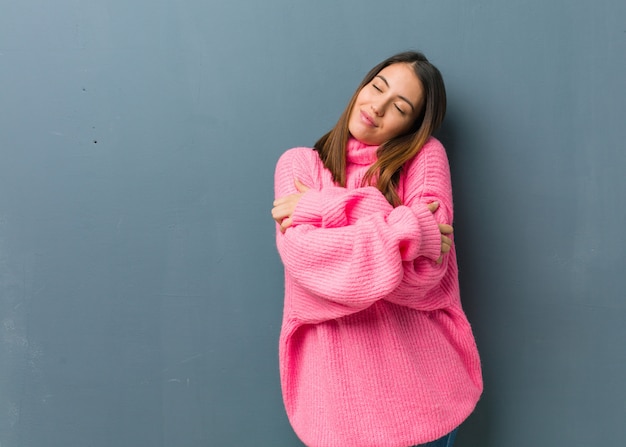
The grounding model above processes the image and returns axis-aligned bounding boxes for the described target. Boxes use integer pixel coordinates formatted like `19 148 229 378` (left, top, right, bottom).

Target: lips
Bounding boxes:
360 110 377 127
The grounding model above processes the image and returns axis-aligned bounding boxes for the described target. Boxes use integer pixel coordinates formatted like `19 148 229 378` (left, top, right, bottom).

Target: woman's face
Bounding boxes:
348 63 424 146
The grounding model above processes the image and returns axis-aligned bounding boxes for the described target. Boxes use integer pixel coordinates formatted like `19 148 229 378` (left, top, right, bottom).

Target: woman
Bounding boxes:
272 51 482 447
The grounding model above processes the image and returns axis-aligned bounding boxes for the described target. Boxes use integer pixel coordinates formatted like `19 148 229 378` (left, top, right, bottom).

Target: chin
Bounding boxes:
355 135 380 146
349 129 376 146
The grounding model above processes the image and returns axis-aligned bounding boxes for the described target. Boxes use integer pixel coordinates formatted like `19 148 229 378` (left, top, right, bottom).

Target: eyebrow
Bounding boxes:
376 75 416 112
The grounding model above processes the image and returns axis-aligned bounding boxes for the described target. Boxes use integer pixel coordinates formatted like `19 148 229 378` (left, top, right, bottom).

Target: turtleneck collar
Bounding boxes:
346 137 379 166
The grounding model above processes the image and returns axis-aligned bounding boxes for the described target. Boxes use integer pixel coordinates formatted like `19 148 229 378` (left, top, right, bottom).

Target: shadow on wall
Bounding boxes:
437 111 492 447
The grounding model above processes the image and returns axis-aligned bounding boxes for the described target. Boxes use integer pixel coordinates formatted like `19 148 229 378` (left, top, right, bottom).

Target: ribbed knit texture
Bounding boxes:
274 137 482 447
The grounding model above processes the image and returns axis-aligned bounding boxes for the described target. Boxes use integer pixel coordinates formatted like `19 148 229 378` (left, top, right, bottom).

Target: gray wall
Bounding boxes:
1 1 624 446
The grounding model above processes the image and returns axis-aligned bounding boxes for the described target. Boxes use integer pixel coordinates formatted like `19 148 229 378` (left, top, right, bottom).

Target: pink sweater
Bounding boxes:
274 137 482 447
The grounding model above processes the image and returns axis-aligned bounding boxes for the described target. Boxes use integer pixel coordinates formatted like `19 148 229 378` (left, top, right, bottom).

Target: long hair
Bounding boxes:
314 51 447 206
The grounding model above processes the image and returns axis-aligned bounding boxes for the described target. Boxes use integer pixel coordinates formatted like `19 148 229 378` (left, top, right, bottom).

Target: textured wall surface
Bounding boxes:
1 1 625 446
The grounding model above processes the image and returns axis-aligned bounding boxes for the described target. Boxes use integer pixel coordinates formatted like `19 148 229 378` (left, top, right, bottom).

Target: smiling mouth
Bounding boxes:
360 111 377 127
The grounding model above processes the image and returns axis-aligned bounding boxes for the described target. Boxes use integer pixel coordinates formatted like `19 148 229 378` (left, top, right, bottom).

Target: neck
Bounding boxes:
346 136 379 165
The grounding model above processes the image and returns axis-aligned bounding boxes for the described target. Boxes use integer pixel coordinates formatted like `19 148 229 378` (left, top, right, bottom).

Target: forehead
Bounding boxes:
376 63 423 103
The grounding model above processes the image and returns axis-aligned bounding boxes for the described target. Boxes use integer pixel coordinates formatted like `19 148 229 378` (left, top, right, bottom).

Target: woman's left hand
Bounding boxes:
272 179 310 233
427 201 454 264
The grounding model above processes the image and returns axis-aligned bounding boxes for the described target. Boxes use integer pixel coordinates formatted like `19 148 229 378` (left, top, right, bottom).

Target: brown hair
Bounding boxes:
313 51 447 206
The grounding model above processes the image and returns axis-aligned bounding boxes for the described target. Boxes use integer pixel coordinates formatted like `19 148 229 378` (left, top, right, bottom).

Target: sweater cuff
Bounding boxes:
413 203 443 261
292 189 351 228
291 189 324 226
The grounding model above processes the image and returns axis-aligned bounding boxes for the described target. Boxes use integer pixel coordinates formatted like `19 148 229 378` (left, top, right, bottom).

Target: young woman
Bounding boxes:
272 51 482 447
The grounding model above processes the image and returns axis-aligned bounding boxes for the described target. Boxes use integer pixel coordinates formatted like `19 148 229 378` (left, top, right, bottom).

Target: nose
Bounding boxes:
371 102 384 117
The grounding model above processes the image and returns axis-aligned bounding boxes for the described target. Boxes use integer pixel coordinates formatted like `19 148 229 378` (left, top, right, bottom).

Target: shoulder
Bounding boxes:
404 137 450 177
414 136 448 164
400 136 453 203
276 147 321 171
275 147 326 186
422 136 447 155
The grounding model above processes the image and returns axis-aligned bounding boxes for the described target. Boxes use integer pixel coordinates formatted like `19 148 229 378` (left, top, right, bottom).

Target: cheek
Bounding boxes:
355 88 373 105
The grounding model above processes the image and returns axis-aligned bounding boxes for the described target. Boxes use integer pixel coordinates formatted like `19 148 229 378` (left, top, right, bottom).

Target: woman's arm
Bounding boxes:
273 148 394 231
276 203 442 313
383 138 458 311
274 147 444 322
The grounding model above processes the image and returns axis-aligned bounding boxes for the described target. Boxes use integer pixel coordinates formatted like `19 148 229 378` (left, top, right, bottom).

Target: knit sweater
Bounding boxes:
274 137 482 447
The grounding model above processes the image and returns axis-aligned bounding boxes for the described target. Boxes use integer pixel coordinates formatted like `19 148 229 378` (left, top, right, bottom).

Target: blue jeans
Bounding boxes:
411 427 458 447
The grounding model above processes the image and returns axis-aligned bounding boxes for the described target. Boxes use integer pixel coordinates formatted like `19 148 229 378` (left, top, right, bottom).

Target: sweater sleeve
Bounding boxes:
383 138 457 311
274 148 392 228
291 186 394 228
274 147 443 323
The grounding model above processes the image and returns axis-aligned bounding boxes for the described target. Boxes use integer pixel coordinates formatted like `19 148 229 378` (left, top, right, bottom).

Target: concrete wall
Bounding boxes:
1 1 625 445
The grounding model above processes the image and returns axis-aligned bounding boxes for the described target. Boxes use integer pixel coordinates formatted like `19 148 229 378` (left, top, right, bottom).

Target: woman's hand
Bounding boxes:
427 201 453 264
272 179 310 233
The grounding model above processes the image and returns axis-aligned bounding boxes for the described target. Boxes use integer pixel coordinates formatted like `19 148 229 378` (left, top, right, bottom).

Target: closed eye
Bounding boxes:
394 104 406 114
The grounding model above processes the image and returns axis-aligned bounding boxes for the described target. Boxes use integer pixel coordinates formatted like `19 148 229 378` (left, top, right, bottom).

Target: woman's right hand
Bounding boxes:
427 201 453 264
272 179 310 233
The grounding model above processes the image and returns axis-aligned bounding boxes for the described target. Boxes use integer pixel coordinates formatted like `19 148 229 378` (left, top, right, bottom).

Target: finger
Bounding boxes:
272 205 289 223
436 255 443 265
272 213 285 224
273 196 288 207
280 217 293 233
441 237 453 254
274 194 294 207
427 201 439 213
295 179 310 193
274 191 299 206
273 194 298 212
271 204 282 219
438 223 454 235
